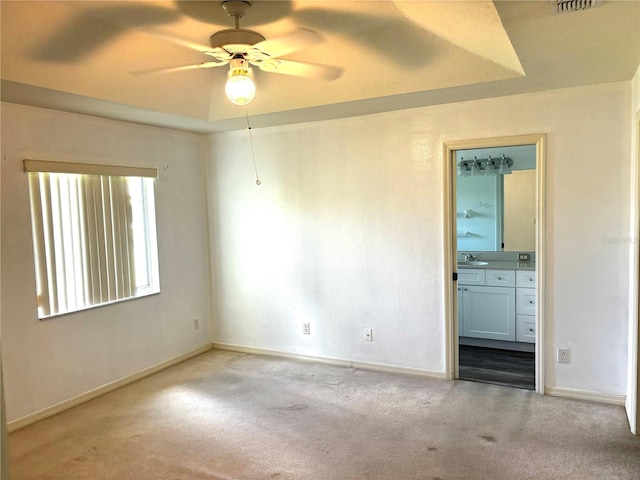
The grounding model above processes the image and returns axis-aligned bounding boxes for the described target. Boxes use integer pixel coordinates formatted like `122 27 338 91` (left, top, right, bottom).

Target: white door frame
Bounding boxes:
443 134 547 394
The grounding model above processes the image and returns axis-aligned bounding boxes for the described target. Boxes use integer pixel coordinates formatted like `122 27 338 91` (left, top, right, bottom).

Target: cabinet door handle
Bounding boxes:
457 287 462 291
529 300 534 305
529 328 535 332
497 276 502 280
529 278 534 282
463 288 468 291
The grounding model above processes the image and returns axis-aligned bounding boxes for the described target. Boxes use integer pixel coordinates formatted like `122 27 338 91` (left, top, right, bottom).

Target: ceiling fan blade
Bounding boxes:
141 28 213 54
32 5 180 62
132 61 228 76
293 7 434 68
250 27 323 59
256 58 342 80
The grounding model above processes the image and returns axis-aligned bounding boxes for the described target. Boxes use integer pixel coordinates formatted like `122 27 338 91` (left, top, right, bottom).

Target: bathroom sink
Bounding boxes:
458 261 488 266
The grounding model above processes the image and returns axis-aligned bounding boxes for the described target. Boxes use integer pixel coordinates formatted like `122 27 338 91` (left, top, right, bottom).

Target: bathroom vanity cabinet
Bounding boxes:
516 271 536 343
458 268 536 344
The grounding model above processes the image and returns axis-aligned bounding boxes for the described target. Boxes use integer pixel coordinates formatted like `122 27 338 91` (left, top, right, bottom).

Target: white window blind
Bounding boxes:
25 160 159 318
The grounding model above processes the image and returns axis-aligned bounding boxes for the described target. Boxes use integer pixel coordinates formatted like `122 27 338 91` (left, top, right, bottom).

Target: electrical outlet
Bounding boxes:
303 322 310 335
364 328 373 342
557 347 571 363
192 318 199 330
518 253 531 261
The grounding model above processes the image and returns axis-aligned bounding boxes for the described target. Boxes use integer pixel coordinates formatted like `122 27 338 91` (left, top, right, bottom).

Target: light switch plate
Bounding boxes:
364 328 373 342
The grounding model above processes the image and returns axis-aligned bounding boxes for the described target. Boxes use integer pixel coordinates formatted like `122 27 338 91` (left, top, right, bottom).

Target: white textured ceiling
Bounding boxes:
1 1 639 132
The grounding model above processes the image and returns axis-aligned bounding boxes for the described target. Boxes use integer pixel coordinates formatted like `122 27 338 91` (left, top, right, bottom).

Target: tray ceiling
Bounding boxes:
1 1 638 132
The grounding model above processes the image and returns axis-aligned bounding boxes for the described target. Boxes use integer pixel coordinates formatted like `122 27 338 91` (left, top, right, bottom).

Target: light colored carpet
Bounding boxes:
8 350 640 479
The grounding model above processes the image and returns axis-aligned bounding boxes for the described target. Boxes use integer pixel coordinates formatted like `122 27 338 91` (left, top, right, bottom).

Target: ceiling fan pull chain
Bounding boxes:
245 106 261 186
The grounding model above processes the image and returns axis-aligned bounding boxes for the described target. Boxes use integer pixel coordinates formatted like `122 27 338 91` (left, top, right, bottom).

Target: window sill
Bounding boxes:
38 290 161 320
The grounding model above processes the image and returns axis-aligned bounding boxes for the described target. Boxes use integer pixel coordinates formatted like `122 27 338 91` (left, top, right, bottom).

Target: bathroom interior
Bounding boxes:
456 144 536 390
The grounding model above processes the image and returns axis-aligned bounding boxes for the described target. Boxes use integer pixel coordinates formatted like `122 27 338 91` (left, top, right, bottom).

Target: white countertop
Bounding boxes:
457 261 535 271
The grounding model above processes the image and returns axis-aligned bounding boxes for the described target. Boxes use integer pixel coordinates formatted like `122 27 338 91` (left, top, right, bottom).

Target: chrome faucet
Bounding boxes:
463 253 480 262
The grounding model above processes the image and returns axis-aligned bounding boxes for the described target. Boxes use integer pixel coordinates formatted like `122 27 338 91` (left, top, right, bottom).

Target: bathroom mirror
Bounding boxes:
456 145 536 252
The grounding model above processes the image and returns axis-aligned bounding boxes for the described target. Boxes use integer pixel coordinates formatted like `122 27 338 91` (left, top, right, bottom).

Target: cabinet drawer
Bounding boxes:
458 268 485 286
516 288 536 315
516 315 536 343
485 270 515 287
516 270 536 288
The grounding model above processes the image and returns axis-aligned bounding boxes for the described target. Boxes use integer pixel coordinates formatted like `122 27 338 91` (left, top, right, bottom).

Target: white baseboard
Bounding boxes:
213 342 447 380
215 344 628 407
545 386 626 406
8 344 213 432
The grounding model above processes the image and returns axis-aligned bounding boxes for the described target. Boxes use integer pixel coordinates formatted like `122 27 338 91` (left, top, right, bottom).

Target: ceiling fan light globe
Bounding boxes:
225 69 256 106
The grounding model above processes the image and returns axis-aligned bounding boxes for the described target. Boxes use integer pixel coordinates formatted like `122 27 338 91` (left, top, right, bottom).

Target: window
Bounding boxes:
24 160 160 318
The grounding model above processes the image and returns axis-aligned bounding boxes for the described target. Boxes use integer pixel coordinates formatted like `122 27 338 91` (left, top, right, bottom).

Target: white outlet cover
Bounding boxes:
557 348 570 363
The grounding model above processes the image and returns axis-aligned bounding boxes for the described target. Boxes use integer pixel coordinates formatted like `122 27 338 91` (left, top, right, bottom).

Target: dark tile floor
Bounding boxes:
459 345 535 390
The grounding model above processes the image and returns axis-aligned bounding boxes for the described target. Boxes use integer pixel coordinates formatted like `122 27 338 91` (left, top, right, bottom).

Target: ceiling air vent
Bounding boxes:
552 0 601 14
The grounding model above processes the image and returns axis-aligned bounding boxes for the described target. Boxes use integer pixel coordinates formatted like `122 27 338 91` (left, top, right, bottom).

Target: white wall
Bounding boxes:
0 153 8 477
207 82 632 395
1 103 212 422
628 64 640 432
503 170 536 252
457 175 502 252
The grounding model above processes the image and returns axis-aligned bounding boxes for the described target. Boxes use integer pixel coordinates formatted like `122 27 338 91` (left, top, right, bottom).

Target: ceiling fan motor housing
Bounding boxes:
209 29 266 52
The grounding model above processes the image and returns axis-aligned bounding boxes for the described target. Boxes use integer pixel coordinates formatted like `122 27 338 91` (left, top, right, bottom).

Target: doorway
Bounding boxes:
443 134 546 394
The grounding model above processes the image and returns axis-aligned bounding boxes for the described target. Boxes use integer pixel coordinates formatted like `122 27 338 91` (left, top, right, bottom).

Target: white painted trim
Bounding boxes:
443 134 547 394
213 342 447 380
534 134 547 395
442 141 456 380
7 344 213 432
545 386 626 406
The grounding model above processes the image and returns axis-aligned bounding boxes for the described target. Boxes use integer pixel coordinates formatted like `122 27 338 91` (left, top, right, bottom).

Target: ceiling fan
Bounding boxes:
33 1 436 78
141 0 343 106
